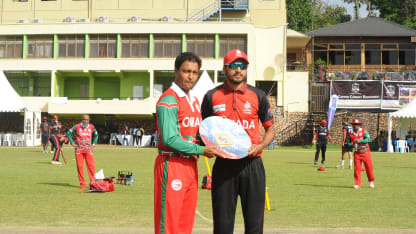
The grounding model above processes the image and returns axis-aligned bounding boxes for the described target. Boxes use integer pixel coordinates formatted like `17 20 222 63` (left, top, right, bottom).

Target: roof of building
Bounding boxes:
306 16 416 37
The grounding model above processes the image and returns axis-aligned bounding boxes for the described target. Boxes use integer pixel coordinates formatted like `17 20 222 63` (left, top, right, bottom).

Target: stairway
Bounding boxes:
188 0 221 22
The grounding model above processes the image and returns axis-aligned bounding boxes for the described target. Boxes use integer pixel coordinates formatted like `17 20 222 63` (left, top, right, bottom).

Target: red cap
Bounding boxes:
223 49 249 65
42 117 47 120
54 115 58 119
321 120 327 125
351 119 362 125
318 166 325 171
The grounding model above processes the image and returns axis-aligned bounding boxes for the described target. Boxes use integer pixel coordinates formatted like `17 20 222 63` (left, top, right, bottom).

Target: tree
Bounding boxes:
343 0 376 19
311 0 352 30
286 0 313 32
368 0 416 29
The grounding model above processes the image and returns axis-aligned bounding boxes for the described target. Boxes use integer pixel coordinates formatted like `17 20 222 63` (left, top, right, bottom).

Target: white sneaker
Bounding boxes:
50 151 54 154
353 185 360 189
51 161 57 165
369 182 375 188
336 165 344 168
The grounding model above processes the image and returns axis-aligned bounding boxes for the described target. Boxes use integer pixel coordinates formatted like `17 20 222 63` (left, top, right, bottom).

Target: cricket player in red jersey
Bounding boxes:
67 114 98 189
49 133 68 165
201 49 275 234
154 52 219 234
349 119 375 189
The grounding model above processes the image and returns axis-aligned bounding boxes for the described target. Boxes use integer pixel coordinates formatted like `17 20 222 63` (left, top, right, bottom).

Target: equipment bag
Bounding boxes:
89 178 115 192
201 174 212 190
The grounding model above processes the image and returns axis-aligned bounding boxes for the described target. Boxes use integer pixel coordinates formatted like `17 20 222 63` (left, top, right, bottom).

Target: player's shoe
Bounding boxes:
321 161 325 165
314 161 317 165
336 165 344 169
50 151 54 154
55 161 62 165
353 185 360 189
51 161 57 165
369 182 375 188
349 165 352 169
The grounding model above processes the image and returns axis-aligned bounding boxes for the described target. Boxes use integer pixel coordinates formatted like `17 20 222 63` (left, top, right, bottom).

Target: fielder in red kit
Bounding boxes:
67 114 98 189
349 119 375 189
154 52 219 234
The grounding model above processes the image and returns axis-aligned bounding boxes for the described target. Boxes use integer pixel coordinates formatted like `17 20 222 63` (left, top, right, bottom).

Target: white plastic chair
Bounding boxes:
109 133 117 145
3 134 12 146
396 140 409 153
15 133 25 146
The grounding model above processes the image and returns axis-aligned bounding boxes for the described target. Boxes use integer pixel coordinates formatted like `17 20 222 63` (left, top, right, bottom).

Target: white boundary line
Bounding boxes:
195 209 213 223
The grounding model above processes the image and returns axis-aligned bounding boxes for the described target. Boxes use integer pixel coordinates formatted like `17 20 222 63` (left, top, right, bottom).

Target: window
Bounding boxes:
255 81 277 97
328 44 344 65
121 34 149 58
365 44 381 65
153 35 182 58
27 36 53 58
345 44 361 65
154 70 175 93
313 44 327 64
33 75 51 96
217 70 226 83
58 35 85 58
219 35 247 57
399 44 415 65
89 34 116 58
0 36 23 58
382 51 398 65
186 35 215 58
41 0 56 1
13 0 28 2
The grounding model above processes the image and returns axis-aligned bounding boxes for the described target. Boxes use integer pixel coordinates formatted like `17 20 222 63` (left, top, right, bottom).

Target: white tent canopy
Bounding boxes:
0 70 25 112
0 70 41 146
387 97 416 152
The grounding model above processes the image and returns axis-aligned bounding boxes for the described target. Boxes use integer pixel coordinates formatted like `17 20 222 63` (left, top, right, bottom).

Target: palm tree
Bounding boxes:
343 0 374 19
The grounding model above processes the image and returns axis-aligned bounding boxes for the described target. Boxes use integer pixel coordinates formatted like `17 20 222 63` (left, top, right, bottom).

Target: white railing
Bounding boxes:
188 0 221 22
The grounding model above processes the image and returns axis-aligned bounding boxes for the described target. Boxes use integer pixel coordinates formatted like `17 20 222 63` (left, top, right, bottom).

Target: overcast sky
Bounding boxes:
324 0 369 18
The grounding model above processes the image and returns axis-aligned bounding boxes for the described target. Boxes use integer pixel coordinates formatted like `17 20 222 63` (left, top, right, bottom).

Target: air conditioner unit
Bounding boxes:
64 16 76 23
33 18 43 23
128 16 142 22
161 16 174 22
96 16 109 23
17 19 28 24
79 17 90 23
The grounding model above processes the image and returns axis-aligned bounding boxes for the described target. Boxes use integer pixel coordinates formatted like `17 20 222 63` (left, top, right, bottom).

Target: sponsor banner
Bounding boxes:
330 81 416 110
331 81 382 109
381 81 416 109
327 95 338 131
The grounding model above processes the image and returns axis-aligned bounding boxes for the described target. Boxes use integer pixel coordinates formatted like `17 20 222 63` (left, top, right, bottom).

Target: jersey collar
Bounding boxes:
223 81 247 94
170 82 198 111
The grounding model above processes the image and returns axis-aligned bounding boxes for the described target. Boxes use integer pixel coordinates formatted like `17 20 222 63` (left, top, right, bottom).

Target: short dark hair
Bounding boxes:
174 52 202 70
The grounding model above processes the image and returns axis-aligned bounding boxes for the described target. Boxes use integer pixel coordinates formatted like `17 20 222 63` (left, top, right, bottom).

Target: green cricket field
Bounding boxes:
0 145 415 233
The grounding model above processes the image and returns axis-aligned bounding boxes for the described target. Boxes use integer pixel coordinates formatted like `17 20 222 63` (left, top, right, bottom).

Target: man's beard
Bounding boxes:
81 122 88 128
228 77 247 84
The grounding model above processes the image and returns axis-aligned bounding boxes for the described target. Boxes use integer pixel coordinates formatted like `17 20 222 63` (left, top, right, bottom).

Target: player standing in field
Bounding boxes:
349 119 375 189
312 120 332 167
154 52 219 234
201 49 275 234
67 114 98 189
40 117 50 153
337 118 353 169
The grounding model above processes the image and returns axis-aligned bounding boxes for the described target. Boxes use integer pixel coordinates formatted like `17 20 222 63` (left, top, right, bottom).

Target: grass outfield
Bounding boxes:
0 145 415 233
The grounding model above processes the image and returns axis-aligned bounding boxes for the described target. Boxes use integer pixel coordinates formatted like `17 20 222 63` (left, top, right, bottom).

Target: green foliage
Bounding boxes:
311 0 352 30
368 0 416 30
286 0 313 32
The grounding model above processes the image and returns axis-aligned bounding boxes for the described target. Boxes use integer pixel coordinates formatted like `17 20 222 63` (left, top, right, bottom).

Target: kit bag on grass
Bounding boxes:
201 174 212 190
89 178 115 192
